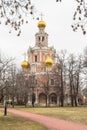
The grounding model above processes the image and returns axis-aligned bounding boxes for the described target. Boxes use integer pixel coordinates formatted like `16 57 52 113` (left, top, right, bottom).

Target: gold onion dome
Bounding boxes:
45 57 53 67
37 20 46 28
21 60 30 69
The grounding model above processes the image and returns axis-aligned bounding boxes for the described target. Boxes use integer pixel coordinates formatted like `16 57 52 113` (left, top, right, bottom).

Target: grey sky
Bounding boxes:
0 0 87 68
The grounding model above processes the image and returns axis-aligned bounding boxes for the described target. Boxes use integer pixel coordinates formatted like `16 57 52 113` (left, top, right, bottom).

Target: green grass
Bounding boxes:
16 106 87 125
0 111 49 130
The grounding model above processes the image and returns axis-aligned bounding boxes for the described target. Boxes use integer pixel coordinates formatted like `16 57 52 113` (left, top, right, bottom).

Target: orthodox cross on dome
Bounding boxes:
23 52 27 60
48 49 51 57
40 13 44 20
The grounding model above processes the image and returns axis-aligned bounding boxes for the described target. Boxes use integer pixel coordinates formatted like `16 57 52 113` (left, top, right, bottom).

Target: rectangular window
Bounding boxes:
35 55 37 62
51 79 54 85
34 79 37 85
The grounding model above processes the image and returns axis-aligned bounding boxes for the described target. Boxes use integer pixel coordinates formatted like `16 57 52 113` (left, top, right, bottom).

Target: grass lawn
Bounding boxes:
16 106 87 125
0 111 49 130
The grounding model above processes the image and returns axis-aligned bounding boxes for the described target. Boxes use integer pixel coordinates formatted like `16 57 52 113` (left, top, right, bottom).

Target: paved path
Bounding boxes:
3 109 87 130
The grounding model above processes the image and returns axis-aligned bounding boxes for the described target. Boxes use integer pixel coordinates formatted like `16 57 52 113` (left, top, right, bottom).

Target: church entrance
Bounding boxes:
39 93 47 106
49 93 57 105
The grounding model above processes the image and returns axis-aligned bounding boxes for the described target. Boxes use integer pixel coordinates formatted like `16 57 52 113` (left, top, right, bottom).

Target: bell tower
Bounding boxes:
35 16 48 47
26 15 63 107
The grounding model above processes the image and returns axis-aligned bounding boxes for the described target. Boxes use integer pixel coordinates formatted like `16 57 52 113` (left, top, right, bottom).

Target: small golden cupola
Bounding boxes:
45 57 53 67
37 13 46 28
45 49 53 67
37 20 46 28
21 53 30 69
21 60 30 69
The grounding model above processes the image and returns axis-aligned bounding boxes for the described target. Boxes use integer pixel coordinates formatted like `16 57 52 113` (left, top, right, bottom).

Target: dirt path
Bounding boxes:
3 108 87 130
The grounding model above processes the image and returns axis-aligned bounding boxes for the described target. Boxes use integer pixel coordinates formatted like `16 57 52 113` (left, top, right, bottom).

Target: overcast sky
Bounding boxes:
0 0 87 68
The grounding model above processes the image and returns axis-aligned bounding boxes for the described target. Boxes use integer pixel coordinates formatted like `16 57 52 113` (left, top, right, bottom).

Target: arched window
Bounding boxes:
38 36 40 41
50 79 54 85
35 55 37 62
42 36 44 42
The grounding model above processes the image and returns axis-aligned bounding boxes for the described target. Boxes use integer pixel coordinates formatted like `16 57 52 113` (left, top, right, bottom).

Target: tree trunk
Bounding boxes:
74 95 78 107
60 69 64 107
12 96 14 108
60 95 64 107
45 95 48 107
71 95 74 106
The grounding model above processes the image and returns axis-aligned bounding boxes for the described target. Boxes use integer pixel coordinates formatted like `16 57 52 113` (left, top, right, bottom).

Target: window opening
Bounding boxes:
35 55 37 62
51 79 54 85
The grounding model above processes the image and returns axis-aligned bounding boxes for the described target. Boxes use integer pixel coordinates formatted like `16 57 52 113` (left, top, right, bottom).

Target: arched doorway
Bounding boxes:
49 93 57 105
39 93 47 106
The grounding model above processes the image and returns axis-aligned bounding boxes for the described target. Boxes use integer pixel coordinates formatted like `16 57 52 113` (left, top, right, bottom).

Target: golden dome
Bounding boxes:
45 57 53 67
21 60 30 69
37 20 46 28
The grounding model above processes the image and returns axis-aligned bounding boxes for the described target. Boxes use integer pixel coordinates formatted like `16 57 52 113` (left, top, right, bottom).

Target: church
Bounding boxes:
21 19 66 106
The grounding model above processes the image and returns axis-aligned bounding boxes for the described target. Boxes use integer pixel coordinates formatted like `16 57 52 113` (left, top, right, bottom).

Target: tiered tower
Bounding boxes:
26 19 61 106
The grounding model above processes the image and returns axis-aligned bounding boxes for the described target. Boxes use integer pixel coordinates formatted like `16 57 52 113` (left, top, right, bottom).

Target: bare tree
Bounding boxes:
67 54 83 106
57 0 87 34
0 0 87 35
58 50 67 107
0 52 15 99
81 47 87 102
15 70 35 107
0 0 37 36
6 64 17 107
